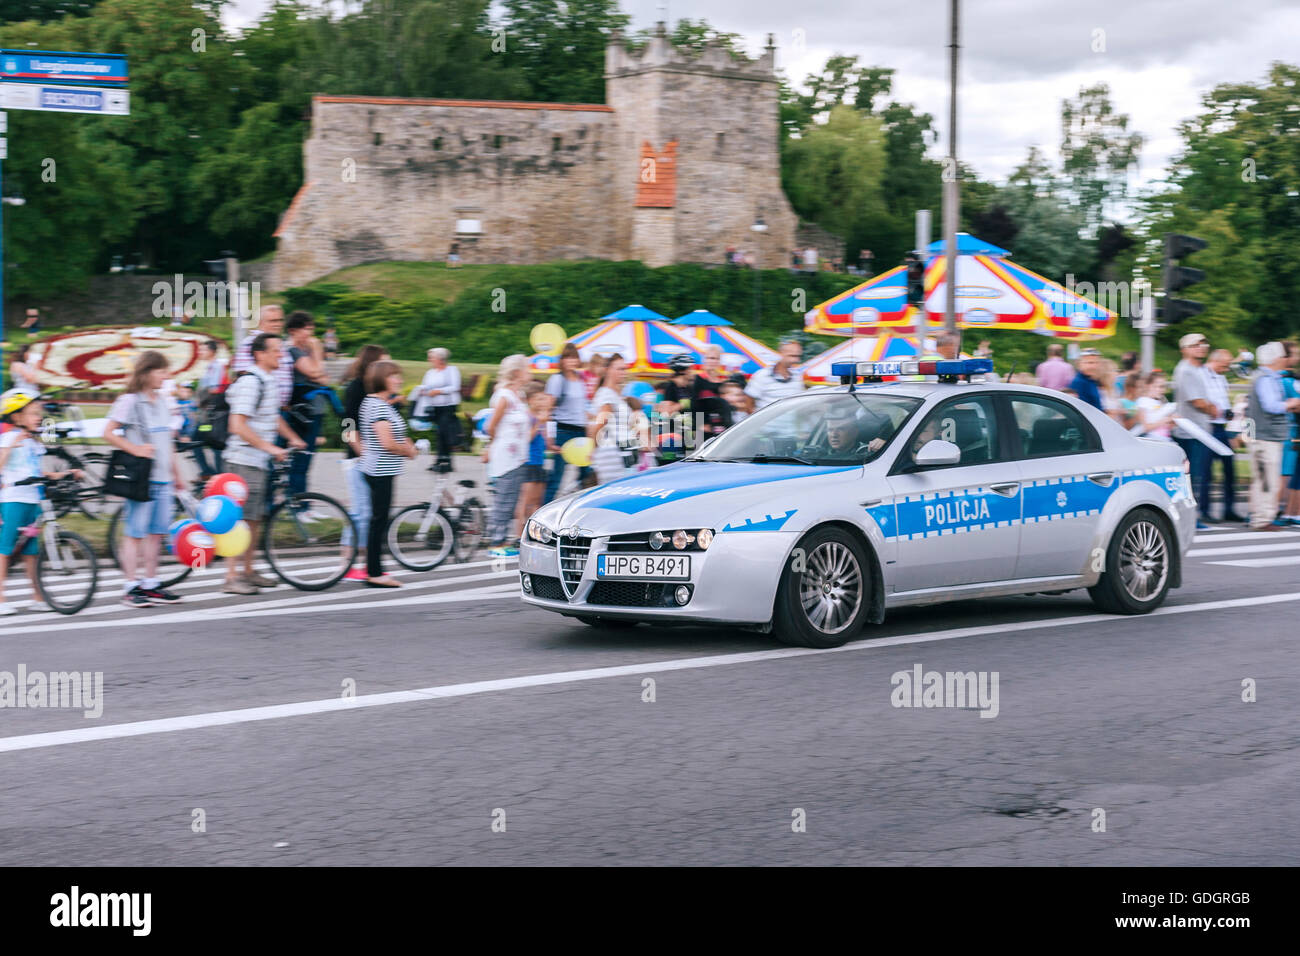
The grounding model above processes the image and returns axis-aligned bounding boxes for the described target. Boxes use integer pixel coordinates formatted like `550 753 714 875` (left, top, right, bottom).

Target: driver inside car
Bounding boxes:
821 407 887 460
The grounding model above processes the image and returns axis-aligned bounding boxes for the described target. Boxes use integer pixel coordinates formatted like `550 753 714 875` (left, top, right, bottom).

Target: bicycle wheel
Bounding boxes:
67 451 111 517
387 503 455 572
37 530 99 614
109 500 195 589
452 496 486 563
262 492 356 590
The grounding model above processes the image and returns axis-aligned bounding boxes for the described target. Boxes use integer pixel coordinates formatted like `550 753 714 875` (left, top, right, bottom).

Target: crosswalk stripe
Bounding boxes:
1187 542 1300 557
1205 555 1300 568
1192 531 1300 544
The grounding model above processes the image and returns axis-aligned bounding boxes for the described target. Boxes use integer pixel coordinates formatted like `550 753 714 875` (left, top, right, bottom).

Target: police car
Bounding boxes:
519 359 1197 648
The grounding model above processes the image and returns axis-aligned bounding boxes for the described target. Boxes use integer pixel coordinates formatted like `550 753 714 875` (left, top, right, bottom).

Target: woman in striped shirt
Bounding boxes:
359 360 417 587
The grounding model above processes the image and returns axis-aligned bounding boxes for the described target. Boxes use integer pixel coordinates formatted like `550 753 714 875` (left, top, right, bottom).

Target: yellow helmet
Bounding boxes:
0 388 40 418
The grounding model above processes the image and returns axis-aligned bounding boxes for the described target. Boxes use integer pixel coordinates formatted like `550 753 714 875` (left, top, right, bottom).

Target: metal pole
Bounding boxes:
915 209 931 256
1140 294 1155 374
0 112 6 391
943 0 960 349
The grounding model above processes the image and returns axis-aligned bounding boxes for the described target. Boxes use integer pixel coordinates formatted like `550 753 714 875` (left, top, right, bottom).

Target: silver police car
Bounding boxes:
520 359 1197 648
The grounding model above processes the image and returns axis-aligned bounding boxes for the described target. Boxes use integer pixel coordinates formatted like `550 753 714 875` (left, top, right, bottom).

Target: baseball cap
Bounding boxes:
1179 332 1209 348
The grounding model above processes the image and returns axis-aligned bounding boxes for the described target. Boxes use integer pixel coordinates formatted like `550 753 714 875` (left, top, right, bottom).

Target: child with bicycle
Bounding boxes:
0 389 84 615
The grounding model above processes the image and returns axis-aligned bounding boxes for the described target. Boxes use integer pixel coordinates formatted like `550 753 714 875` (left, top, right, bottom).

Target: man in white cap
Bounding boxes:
1172 332 1216 526
1245 341 1300 531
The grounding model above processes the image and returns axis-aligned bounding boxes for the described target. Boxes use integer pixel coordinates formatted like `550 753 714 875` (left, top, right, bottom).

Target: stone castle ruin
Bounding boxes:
270 26 798 289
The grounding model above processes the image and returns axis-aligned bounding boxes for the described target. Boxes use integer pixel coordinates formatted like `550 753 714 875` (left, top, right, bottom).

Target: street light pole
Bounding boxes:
943 0 961 351
751 214 768 330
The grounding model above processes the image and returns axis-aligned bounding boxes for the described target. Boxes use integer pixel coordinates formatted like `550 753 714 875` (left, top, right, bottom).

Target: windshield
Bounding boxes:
689 390 923 465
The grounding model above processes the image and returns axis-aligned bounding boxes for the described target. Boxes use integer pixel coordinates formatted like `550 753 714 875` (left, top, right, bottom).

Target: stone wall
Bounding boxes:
270 29 799 289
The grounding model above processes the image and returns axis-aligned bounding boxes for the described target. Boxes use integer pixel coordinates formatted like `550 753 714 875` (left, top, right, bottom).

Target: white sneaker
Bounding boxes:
28 601 52 613
0 603 16 616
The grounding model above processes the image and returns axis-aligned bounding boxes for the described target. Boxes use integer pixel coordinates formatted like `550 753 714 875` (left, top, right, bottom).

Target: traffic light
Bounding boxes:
203 250 238 281
905 254 925 307
1160 233 1207 325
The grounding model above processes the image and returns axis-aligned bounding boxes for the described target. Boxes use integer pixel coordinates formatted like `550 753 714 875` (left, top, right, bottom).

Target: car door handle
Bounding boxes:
861 498 882 507
989 482 1020 497
1086 472 1115 486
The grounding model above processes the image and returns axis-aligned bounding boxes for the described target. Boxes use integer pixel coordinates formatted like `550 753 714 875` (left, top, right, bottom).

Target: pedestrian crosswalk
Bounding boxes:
1187 525 1300 568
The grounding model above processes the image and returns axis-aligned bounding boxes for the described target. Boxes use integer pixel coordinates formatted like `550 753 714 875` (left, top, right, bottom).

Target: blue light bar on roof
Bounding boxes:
832 358 994 383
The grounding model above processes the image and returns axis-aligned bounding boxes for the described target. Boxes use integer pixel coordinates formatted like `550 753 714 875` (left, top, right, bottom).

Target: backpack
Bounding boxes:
196 372 264 450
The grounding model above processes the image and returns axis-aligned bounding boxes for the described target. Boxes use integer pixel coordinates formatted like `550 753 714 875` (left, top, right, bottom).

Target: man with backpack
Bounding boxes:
221 333 306 595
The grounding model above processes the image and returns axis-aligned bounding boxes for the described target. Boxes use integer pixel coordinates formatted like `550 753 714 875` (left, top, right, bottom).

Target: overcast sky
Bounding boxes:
223 0 1300 191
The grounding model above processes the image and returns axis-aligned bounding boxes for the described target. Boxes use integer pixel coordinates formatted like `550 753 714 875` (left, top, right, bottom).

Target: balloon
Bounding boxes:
561 437 594 467
168 518 200 554
174 525 216 570
203 472 249 505
621 380 657 405
197 494 242 535
530 323 566 357
213 521 251 558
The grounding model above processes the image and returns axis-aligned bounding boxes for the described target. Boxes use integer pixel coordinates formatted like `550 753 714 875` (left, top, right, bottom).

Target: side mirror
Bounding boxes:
914 439 961 467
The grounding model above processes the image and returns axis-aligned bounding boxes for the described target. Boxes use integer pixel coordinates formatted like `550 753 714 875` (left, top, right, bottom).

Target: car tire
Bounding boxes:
773 526 871 648
1088 508 1174 614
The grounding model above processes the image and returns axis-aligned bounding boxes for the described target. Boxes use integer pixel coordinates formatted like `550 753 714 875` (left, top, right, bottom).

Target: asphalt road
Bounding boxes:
1 522 1297 866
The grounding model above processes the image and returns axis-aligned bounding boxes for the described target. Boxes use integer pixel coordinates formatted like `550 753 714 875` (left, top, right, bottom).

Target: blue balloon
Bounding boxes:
197 494 242 536
622 380 656 405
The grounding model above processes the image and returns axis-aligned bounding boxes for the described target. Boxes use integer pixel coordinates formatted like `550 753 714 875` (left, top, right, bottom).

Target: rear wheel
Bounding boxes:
37 530 98 614
452 496 486 562
262 492 356 590
1088 508 1173 614
387 503 455 571
772 527 871 648
109 499 194 589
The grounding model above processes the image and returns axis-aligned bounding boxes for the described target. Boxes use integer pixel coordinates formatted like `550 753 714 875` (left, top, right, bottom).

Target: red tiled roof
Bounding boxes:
313 95 613 112
274 182 313 238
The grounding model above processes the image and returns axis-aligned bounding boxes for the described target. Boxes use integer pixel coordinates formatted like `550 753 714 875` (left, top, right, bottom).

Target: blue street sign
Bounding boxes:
0 82 129 115
0 49 128 87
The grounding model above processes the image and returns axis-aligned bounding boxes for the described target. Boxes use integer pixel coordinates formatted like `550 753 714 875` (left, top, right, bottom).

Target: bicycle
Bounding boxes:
105 447 358 592
10 473 100 614
386 470 485 572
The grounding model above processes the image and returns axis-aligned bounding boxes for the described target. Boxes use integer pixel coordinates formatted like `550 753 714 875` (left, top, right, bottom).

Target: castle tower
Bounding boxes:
604 26 796 268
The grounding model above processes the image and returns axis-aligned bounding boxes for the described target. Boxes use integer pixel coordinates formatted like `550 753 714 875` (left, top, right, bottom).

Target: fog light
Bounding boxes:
672 529 693 550
649 531 666 550
674 585 691 606
521 573 532 593
696 528 713 550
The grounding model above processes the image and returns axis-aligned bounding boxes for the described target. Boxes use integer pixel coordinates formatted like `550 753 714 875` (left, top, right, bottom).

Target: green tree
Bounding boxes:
781 105 887 245
1060 83 1143 235
502 0 629 103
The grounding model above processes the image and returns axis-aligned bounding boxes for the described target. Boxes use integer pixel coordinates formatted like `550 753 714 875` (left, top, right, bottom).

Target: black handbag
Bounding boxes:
104 396 154 501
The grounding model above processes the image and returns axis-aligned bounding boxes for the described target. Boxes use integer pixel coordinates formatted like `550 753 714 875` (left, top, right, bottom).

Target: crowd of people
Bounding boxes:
1032 334 1300 531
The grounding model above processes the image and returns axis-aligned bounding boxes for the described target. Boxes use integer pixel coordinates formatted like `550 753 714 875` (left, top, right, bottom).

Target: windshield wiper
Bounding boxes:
741 454 816 465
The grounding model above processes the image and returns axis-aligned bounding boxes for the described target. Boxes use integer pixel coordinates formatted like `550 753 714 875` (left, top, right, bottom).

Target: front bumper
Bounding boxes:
518 531 796 624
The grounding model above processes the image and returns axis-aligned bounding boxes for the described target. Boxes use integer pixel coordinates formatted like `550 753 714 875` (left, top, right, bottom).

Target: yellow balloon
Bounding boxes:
530 323 567 357
213 521 252 558
561 437 594 467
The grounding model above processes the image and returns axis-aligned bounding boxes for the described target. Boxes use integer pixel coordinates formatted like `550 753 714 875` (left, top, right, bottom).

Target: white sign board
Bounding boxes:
0 82 129 115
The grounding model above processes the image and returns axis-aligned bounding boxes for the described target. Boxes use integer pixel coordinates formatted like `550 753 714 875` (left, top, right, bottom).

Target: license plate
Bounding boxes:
596 553 691 581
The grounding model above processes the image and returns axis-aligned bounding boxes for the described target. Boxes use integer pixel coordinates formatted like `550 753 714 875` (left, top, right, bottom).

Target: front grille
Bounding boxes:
558 536 592 597
529 574 566 601
588 581 670 607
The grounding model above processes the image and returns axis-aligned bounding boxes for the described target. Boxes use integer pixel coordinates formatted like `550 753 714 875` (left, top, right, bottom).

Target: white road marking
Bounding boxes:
1187 541 1300 557
1206 555 1300 568
0 568 519 636
1191 530 1300 544
3 588 1299 754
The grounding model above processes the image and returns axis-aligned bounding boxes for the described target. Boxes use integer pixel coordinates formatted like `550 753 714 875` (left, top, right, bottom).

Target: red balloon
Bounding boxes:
174 524 216 571
203 472 249 506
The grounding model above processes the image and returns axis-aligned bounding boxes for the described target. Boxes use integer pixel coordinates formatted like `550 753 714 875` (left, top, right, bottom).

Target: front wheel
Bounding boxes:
37 530 99 614
387 504 455 571
1088 508 1174 614
772 527 871 648
263 492 357 590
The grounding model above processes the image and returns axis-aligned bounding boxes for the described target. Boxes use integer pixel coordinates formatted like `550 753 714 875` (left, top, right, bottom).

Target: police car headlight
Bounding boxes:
696 528 713 550
526 520 553 545
672 530 694 550
649 531 666 550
